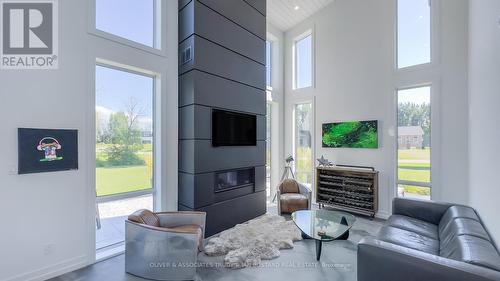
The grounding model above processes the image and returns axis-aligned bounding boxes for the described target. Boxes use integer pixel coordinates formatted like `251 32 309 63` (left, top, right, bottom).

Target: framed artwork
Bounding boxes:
18 128 78 174
322 120 378 149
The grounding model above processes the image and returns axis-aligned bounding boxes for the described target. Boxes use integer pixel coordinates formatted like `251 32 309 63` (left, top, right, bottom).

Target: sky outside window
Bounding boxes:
295 35 312 89
398 0 431 68
95 65 153 131
96 0 155 48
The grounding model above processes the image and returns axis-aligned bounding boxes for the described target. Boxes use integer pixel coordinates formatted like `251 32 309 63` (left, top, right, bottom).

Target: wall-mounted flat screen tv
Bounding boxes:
18 128 79 174
322 120 378 149
212 109 256 147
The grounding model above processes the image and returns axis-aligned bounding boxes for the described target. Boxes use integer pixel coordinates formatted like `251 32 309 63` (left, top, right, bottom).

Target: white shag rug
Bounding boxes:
204 214 303 268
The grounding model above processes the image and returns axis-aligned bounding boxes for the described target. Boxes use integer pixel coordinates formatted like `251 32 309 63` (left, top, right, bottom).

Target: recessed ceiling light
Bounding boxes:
294 5 300 10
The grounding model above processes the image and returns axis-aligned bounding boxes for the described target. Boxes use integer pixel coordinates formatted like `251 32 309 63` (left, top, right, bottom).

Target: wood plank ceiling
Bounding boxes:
267 0 335 31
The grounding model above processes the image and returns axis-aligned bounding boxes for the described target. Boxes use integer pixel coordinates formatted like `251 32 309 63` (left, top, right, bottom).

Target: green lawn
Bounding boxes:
398 148 430 160
296 147 313 184
96 165 152 197
95 142 153 197
398 148 430 196
401 185 431 196
398 167 430 183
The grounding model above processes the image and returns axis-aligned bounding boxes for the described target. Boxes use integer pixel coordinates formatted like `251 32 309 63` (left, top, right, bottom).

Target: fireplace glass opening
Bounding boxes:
215 168 254 193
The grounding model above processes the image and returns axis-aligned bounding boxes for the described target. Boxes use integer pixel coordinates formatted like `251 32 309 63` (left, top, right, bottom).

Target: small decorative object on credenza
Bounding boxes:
317 155 333 167
316 165 378 217
18 128 78 174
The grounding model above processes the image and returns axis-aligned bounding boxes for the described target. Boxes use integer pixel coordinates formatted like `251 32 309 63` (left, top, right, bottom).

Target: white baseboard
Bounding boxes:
4 255 88 281
96 244 124 262
375 211 390 220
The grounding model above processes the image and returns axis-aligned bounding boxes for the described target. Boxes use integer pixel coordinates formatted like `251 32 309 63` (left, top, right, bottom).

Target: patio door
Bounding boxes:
95 64 156 251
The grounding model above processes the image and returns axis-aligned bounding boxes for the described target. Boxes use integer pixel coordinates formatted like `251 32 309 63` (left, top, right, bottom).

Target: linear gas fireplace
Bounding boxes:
215 168 254 193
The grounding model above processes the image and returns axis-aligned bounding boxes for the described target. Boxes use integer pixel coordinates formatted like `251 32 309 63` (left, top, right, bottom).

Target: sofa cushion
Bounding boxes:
440 218 491 253
377 225 439 255
280 193 308 214
387 215 438 240
440 235 500 271
128 209 160 227
438 205 480 236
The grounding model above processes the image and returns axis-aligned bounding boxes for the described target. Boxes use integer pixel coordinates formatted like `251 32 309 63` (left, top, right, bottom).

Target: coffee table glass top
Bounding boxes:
291 210 356 241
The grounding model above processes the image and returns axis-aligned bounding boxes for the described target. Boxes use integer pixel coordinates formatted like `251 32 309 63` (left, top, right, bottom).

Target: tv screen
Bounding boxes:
322 120 378 149
212 110 256 146
18 128 78 174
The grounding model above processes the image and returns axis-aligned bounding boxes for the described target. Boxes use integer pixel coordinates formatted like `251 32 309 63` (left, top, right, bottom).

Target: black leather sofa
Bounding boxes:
358 198 500 281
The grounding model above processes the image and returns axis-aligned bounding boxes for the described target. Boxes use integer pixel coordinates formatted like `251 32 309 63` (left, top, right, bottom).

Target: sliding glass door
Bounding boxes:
95 65 155 250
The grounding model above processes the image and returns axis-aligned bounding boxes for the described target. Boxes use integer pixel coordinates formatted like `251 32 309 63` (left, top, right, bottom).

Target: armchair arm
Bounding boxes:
156 211 206 237
392 197 452 225
358 237 500 281
126 220 201 235
298 183 312 210
125 221 198 280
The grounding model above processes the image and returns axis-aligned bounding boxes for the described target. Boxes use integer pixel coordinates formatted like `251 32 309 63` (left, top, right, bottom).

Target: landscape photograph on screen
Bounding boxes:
322 120 378 148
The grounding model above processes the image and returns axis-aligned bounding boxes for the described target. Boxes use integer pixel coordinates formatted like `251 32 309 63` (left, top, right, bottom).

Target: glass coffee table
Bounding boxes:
292 210 356 260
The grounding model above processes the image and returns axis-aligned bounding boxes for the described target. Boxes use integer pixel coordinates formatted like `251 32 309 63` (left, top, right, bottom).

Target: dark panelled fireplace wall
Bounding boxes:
178 0 267 236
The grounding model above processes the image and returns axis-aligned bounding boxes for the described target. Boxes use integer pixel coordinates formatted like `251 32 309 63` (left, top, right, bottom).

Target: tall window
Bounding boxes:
397 0 431 68
266 103 272 198
294 33 313 89
294 103 313 187
266 41 272 88
95 65 155 250
397 86 431 199
95 0 158 48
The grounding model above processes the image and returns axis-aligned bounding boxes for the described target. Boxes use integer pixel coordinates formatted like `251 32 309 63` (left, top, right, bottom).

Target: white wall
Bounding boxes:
0 1 178 280
283 0 469 218
267 23 285 196
468 0 500 244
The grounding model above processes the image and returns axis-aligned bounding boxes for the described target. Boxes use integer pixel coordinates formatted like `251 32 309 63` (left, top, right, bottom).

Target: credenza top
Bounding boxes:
316 166 379 175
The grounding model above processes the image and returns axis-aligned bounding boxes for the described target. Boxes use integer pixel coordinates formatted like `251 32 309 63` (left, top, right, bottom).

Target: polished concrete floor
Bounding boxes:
50 208 383 281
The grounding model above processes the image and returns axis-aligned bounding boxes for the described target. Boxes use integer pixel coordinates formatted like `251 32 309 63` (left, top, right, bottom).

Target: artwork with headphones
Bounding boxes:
18 128 78 174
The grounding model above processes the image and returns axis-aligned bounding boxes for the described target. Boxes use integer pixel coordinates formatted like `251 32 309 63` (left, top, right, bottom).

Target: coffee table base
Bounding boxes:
309 230 350 261
292 210 356 261
315 240 322 261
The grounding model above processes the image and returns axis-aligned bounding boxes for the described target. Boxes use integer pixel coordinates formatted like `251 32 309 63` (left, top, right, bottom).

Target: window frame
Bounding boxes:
87 0 177 262
395 0 439 71
89 0 166 56
395 84 433 199
266 40 272 90
292 100 315 190
292 29 314 90
265 101 272 200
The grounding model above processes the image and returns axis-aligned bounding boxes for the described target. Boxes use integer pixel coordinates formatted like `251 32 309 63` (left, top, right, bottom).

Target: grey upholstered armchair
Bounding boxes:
277 179 312 215
125 209 206 281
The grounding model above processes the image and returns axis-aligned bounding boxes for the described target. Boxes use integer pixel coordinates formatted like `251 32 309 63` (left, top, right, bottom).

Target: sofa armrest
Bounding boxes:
392 197 452 225
156 211 206 237
358 237 500 281
298 183 312 210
